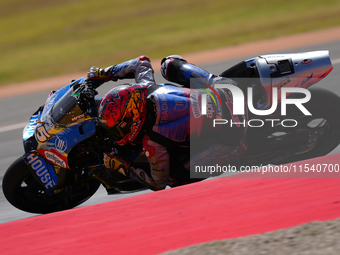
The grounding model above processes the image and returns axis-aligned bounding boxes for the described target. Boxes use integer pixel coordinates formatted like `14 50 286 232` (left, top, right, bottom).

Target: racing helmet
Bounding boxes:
98 84 148 145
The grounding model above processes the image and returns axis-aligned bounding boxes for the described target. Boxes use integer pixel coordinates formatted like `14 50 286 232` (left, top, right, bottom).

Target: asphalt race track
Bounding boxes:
0 39 340 225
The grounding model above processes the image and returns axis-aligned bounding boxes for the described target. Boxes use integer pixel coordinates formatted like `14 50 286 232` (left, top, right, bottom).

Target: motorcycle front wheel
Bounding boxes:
2 156 100 214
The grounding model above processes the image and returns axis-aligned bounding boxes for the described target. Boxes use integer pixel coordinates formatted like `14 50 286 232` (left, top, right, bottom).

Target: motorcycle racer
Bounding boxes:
87 55 247 191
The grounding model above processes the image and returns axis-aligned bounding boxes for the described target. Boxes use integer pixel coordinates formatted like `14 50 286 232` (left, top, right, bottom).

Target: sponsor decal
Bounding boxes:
200 84 311 128
26 154 55 189
35 123 52 143
159 93 168 124
71 113 85 122
190 93 201 118
44 151 66 168
174 98 188 111
129 119 143 141
24 114 39 139
277 77 291 90
204 93 214 119
55 136 68 153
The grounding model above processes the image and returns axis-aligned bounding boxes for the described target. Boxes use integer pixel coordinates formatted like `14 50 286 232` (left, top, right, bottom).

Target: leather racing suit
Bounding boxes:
87 55 247 190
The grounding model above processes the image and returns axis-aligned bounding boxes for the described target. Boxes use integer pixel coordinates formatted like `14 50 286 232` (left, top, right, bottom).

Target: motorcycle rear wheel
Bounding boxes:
253 87 340 165
2 156 100 214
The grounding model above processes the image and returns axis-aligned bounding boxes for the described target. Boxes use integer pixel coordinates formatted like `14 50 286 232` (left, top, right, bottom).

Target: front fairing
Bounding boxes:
23 108 59 189
23 78 97 189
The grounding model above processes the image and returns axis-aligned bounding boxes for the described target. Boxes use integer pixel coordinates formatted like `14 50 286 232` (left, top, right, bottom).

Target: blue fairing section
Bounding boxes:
23 78 86 151
25 153 58 189
43 120 96 155
23 111 42 141
22 77 89 189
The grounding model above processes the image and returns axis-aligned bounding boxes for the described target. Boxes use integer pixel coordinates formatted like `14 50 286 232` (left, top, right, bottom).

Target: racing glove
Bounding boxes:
87 66 118 88
103 152 129 173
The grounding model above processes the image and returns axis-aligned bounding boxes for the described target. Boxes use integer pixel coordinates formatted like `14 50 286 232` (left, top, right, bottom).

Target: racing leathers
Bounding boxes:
87 55 247 191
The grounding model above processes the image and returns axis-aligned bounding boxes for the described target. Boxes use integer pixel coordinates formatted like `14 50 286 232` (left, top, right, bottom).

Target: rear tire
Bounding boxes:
2 156 100 214
275 87 340 164
264 87 340 164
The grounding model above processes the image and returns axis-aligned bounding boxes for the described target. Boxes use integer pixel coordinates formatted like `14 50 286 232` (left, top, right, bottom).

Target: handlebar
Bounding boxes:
72 81 99 118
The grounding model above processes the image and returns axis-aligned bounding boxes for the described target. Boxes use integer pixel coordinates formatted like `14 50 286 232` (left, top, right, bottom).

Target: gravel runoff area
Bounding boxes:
161 218 340 255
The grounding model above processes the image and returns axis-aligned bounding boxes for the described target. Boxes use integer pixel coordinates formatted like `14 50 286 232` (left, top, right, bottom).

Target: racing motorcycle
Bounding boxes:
2 50 339 214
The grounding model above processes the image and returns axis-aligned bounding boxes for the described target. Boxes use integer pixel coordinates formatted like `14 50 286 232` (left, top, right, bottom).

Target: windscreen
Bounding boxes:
51 88 84 124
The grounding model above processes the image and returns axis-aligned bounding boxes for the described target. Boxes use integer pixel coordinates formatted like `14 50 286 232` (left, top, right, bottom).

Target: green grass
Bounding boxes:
1 0 340 86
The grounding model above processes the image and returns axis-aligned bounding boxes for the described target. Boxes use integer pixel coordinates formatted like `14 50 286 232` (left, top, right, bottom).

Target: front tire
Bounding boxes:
2 156 100 214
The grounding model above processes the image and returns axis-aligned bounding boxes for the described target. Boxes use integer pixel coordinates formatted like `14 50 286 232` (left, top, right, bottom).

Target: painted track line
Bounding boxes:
333 58 340 65
0 122 26 134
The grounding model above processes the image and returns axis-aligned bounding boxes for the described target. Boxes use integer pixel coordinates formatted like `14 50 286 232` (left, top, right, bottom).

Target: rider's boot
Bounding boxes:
160 55 217 87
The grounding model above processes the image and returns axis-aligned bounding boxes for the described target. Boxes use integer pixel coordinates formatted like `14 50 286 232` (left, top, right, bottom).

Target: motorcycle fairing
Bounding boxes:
38 78 98 169
246 50 333 107
22 78 84 143
23 109 42 142
23 77 96 170
41 78 85 121
24 153 58 190
36 120 96 169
